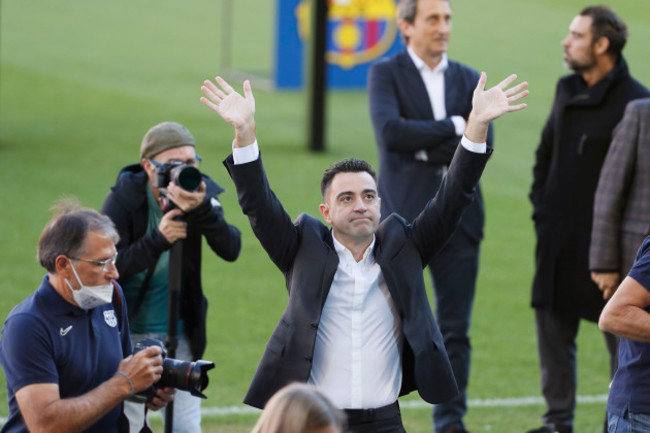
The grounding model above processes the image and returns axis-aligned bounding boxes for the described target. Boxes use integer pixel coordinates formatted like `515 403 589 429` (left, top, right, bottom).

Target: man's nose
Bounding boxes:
106 262 120 280
353 197 367 211
561 35 569 47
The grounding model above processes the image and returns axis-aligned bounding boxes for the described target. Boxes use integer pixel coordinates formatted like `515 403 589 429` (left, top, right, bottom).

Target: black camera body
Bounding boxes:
149 159 203 212
133 338 215 401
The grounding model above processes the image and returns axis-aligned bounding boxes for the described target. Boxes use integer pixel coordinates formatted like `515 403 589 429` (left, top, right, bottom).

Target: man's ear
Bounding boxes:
319 203 332 225
141 158 155 184
398 19 412 42
55 255 71 279
593 36 610 56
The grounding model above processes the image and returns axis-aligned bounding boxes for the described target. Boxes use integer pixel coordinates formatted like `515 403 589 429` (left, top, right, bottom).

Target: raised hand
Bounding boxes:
465 73 529 143
201 76 256 147
471 73 529 124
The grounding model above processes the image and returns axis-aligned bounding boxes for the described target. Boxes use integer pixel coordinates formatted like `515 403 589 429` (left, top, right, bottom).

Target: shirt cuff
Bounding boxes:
232 139 260 164
451 116 467 136
461 135 487 154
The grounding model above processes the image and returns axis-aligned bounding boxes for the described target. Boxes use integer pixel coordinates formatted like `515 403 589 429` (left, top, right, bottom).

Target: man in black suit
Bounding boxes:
528 6 649 433
199 73 528 433
368 2 491 431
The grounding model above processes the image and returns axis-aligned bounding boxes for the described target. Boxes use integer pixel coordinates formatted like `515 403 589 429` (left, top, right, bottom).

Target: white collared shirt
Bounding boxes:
407 47 467 161
230 139 485 408
308 234 403 409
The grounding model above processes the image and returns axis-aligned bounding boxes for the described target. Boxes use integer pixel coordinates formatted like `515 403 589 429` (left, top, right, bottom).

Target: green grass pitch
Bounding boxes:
2 0 650 431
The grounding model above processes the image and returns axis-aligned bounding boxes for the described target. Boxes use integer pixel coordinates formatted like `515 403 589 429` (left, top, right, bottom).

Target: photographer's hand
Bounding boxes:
158 208 187 243
167 181 206 213
116 346 164 394
146 386 175 411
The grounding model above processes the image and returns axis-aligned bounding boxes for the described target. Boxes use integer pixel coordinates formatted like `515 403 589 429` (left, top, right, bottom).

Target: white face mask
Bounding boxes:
65 261 114 310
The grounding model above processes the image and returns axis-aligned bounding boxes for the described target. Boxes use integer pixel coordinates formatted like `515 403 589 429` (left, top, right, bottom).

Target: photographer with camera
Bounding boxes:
0 202 174 433
101 121 242 433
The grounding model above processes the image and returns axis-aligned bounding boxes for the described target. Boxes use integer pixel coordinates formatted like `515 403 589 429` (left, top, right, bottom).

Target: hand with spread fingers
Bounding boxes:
201 77 256 148
465 72 529 143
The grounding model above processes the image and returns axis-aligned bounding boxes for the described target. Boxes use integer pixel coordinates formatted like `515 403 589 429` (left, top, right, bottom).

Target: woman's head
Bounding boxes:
251 383 346 433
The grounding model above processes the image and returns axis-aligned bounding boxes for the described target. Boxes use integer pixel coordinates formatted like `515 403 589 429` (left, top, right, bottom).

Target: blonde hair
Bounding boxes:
251 383 346 433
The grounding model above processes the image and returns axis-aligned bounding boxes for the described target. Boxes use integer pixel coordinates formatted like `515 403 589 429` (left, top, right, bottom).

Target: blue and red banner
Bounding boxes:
274 0 404 89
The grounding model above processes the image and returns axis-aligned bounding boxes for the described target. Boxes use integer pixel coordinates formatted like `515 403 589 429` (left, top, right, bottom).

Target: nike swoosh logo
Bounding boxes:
60 326 73 336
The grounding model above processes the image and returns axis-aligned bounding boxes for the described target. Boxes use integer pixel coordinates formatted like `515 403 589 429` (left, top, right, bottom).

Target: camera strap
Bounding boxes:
139 407 152 433
129 264 157 323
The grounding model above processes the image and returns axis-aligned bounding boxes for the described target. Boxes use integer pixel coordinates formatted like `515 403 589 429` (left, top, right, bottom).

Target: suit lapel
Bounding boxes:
444 62 461 114
397 51 434 119
320 231 339 310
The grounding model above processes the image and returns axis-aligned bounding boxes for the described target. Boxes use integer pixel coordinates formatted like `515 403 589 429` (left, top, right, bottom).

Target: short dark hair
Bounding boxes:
580 5 628 59
320 158 377 199
38 199 119 273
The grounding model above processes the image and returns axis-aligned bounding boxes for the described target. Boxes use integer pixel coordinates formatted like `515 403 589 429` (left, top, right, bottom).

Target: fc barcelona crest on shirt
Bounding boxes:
104 310 117 328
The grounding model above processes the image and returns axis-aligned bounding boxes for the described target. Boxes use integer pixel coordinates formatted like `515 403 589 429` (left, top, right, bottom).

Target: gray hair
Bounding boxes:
397 0 419 24
397 0 449 43
38 199 119 273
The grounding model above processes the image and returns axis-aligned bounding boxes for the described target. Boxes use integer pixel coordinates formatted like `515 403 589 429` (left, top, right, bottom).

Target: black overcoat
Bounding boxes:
529 58 649 321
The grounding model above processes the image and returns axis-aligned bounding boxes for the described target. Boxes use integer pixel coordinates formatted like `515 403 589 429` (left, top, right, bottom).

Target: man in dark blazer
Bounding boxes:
590 98 650 299
528 6 650 433
199 74 528 432
368 1 492 432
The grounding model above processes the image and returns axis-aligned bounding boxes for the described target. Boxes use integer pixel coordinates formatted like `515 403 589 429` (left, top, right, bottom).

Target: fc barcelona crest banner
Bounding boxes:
274 0 403 89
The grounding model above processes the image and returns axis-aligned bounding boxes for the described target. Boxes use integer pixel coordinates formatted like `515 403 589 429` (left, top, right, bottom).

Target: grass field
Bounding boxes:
2 0 650 432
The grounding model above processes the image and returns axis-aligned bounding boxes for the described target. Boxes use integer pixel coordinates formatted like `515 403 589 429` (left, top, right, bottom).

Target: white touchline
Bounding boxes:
0 394 609 425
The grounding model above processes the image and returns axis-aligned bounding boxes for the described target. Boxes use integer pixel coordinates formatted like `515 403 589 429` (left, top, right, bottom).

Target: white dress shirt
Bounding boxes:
231 138 486 408
307 235 403 409
407 47 467 161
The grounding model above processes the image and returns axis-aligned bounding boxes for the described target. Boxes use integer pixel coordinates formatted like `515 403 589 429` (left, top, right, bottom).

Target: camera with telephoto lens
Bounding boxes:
133 338 215 401
149 159 203 212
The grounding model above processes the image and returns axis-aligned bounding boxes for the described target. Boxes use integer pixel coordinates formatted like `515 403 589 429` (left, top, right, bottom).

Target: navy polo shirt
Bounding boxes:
608 237 650 416
0 275 132 433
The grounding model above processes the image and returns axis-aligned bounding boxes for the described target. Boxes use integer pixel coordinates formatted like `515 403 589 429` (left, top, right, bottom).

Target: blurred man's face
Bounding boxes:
561 15 597 73
400 0 451 66
142 145 199 188
319 171 381 246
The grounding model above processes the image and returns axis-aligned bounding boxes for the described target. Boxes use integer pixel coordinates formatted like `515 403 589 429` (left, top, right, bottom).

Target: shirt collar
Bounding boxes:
38 274 86 316
332 233 376 265
407 46 448 74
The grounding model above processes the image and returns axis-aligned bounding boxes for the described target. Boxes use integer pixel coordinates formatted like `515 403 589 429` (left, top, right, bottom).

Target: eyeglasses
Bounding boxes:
151 154 202 168
69 252 118 272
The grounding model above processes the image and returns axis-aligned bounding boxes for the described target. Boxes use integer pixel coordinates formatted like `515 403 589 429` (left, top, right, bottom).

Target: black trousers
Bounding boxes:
345 402 406 433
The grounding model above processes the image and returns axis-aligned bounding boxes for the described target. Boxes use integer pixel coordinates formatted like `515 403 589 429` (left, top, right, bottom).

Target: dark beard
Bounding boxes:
566 59 596 73
564 50 596 73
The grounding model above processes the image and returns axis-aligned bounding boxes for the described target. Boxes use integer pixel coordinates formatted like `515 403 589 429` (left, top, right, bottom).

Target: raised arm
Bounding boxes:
201 77 256 148
464 72 528 143
200 76 301 273
413 73 528 262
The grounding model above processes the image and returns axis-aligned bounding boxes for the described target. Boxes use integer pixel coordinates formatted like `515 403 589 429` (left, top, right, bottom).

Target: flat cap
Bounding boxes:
140 121 196 160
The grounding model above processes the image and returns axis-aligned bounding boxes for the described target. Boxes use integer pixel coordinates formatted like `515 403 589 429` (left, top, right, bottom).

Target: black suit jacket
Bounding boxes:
368 51 492 243
224 144 491 409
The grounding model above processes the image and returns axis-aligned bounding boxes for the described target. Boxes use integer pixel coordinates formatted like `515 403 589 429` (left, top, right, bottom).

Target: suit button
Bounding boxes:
310 322 318 330
305 356 312 362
